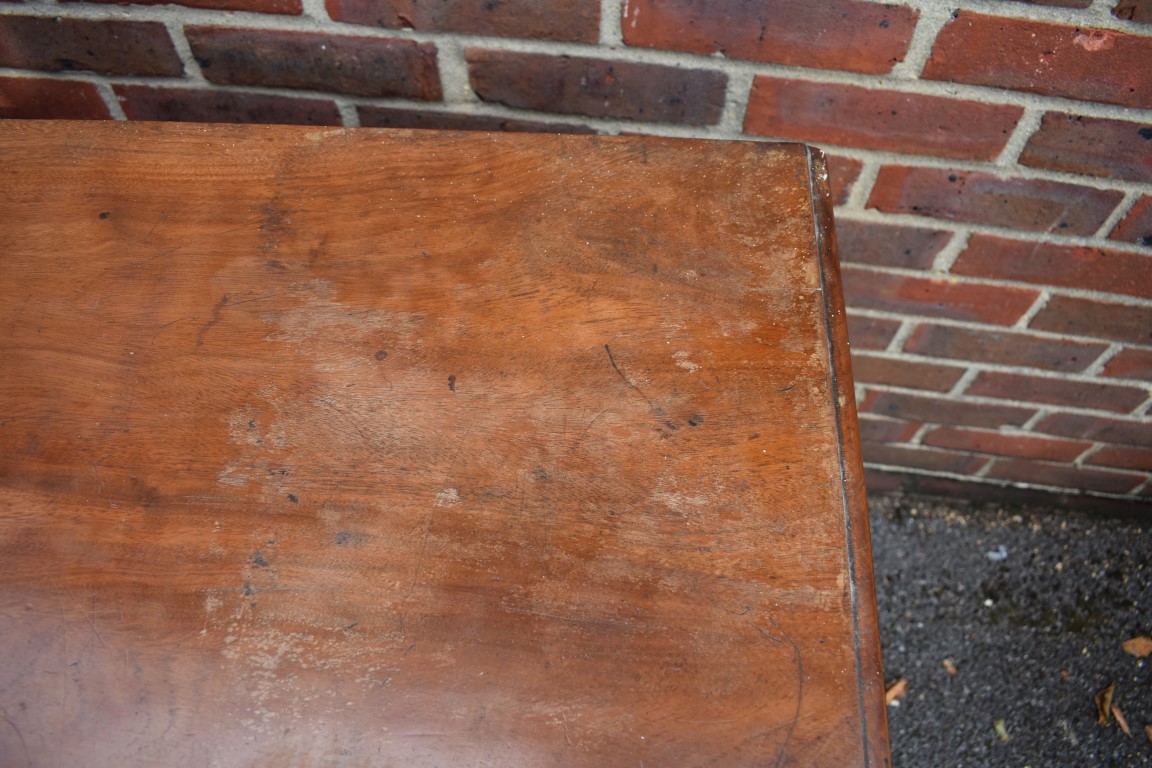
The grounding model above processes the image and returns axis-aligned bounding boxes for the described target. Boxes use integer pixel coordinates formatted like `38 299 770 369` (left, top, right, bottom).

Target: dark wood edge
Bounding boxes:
807 146 893 768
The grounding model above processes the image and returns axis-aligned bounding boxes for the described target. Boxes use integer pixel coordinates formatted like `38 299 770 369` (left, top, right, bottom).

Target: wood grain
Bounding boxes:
0 120 888 767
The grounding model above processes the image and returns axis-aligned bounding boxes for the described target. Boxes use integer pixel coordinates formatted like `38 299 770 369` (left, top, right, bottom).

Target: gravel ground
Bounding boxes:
870 494 1152 767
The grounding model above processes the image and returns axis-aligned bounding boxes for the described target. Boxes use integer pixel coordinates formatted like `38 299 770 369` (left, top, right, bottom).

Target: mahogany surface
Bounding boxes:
0 120 888 767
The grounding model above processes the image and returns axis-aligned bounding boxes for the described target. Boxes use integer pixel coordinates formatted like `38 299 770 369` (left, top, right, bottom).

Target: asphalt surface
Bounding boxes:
870 494 1152 767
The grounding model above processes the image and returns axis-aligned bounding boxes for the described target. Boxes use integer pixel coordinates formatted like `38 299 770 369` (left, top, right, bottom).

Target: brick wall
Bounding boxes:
1 0 1150 510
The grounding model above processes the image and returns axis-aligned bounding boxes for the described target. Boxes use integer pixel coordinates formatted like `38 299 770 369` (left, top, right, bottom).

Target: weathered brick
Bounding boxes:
903 324 1106 373
868 166 1124 235
357 106 594 133
922 426 1091 462
1110 195 1152 246
0 76 110 119
327 0 597 42
185 27 441 100
1114 0 1152 23
744 77 1021 161
1030 296 1152 345
1103 348 1152 380
861 391 1035 429
843 266 1040 325
622 0 917 74
861 442 988 474
1036 412 1152 446
858 415 920 444
116 85 340 125
1085 445 1152 471
923 12 1152 109
952 234 1152 301
0 16 182 76
826 154 861 205
836 220 950 270
966 372 1148 414
846 314 900 350
1007 0 1091 6
466 49 726 126
851 353 964 391
1020 112 1152 183
986 458 1145 494
65 0 300 13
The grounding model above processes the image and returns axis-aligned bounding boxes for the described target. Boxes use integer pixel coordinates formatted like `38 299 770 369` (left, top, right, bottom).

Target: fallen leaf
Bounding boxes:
1095 683 1116 725
1112 705 1131 737
943 658 958 675
1144 724 1152 744
885 678 908 705
1122 636 1152 658
994 719 1009 743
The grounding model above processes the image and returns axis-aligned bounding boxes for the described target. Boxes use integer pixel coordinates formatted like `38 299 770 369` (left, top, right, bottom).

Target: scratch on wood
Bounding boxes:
196 295 229 346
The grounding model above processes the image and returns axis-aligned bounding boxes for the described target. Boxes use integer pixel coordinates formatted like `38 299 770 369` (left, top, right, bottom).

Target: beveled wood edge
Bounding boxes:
807 146 893 768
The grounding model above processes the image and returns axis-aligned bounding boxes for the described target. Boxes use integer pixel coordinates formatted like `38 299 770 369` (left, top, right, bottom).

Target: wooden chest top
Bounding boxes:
0 121 887 767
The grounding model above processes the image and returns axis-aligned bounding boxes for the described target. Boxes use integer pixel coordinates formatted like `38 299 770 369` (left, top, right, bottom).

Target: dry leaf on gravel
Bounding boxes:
1122 636 1152 658
1144 724 1152 744
994 719 1009 743
885 678 908 705
1095 683 1116 725
943 658 958 675
1112 705 1131 737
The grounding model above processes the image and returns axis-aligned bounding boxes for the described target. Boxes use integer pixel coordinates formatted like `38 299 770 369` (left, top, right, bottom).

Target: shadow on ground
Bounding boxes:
870 494 1151 767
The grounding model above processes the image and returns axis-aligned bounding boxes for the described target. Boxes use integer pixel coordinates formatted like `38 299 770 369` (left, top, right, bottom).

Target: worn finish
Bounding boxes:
0 121 886 767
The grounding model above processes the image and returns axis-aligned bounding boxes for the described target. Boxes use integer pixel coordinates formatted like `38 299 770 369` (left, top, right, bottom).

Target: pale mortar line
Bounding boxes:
6 2 1152 127
928 0 1145 31
334 99 360 127
1013 290 1050 330
860 461 1143 501
93 80 128 120
435 38 478 105
929 229 970 273
887 2 953 80
1134 478 1152 496
1019 410 1050 431
162 19 208 82
1094 191 1139 239
840 160 882 213
995 107 1043 167
299 0 330 21
907 424 933 445
947 367 981 397
716 70 755 138
852 349 1152 389
861 381 1152 421
599 0 624 47
1074 442 1107 467
1082 343 1123 376
1132 393 1152 418
884 319 919 353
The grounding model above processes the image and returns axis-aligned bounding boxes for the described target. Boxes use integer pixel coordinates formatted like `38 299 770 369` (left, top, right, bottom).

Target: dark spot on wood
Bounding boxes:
375 350 387 361
242 581 254 596
251 551 269 568
778 384 795 392
287 493 299 503
448 374 456 392
688 414 705 427
98 211 110 219
532 466 549 481
334 531 367 547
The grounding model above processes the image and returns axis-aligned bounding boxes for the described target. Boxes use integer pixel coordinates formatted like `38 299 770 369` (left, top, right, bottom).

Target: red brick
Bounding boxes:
1029 296 1152 345
967 371 1147 413
952 234 1152 301
861 442 988 474
861 391 1035 429
357 106 594 134
868 166 1124 236
843 266 1040 325
327 0 597 42
1114 0 1152 23
923 12 1152 109
744 77 1021 161
836 220 950 270
986 458 1145 494
1085 445 1152 471
922 426 1091 462
185 27 440 100
0 15 182 76
1036 412 1152 446
466 49 726 126
0 76 110 119
65 0 300 12
858 415 920 444
851 353 964 392
903 324 1106 373
826 154 861 206
115 85 340 126
1020 112 1152 184
846 314 900 350
1103 348 1152 380
1110 195 1152 246
1007 0 1091 6
622 0 917 75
